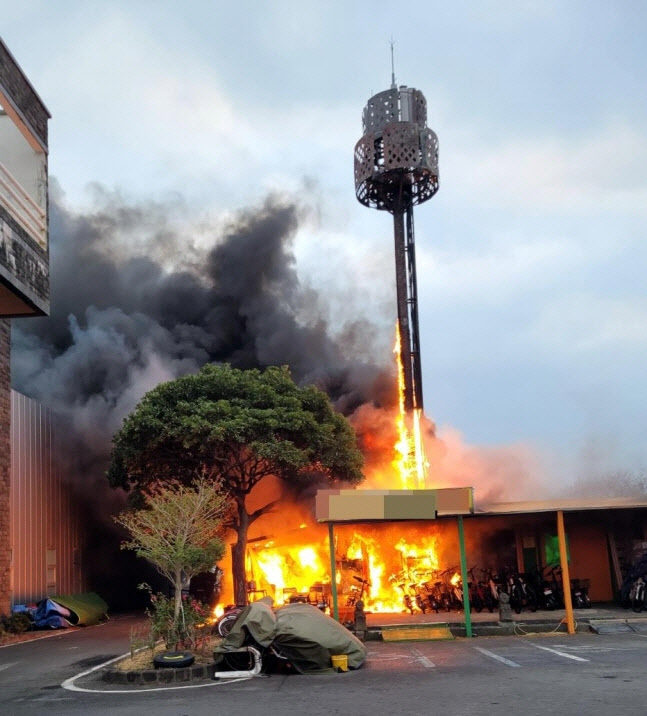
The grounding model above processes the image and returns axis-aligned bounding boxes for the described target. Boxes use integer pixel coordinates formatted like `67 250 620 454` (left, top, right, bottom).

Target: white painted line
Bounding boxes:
527 643 589 662
411 648 435 668
473 647 521 667
0 661 19 672
61 652 255 694
0 631 71 650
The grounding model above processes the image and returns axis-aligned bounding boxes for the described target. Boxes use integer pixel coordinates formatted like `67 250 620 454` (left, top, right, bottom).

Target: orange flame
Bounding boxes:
393 325 429 489
215 324 444 614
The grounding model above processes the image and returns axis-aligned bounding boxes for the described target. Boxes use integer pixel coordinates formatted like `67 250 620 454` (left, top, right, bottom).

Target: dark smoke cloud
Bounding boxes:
12 186 391 470
11 185 393 606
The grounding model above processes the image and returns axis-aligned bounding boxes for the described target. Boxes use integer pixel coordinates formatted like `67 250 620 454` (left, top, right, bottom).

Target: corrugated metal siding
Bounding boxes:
9 390 86 605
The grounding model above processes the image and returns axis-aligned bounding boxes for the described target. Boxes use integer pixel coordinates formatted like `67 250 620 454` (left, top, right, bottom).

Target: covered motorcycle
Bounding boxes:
213 597 366 674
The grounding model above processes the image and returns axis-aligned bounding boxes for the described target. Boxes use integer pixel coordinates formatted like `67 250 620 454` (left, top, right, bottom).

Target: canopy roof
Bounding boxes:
475 496 647 516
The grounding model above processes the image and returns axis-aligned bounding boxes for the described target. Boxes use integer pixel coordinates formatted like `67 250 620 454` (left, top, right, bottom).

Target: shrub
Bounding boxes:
7 613 31 634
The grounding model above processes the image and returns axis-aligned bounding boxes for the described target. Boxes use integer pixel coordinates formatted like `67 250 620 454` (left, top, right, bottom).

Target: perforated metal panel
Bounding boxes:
354 85 439 213
362 88 399 133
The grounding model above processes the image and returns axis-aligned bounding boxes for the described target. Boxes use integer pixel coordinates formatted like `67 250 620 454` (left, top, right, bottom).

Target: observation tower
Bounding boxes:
353 64 439 414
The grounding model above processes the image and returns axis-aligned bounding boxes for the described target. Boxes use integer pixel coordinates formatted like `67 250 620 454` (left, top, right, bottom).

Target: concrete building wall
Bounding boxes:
0 40 48 150
0 37 49 316
0 207 49 315
9 391 86 606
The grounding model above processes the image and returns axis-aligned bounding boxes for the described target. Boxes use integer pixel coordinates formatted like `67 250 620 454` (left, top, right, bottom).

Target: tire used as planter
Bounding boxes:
153 651 195 669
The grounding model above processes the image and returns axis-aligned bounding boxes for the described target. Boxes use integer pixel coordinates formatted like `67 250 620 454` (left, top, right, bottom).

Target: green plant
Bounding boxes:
7 613 31 634
139 583 210 651
116 480 227 621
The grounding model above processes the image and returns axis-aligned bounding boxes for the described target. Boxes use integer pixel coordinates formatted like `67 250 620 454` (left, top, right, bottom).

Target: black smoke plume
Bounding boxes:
11 187 391 605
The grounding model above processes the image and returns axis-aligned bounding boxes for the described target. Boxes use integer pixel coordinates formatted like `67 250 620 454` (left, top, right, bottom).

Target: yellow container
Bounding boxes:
331 654 348 672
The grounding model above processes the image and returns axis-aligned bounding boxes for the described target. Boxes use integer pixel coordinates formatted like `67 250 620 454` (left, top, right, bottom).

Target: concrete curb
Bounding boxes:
102 662 215 685
366 615 643 640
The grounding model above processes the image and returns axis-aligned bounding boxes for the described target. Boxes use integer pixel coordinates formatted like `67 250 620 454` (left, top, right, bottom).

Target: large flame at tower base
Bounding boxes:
393 325 429 489
214 327 447 615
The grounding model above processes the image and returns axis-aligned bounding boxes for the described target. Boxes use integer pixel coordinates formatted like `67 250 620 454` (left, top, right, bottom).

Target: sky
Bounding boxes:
3 1 647 488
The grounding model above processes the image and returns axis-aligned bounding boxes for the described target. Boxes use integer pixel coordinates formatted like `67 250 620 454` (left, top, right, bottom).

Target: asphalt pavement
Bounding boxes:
2 610 647 715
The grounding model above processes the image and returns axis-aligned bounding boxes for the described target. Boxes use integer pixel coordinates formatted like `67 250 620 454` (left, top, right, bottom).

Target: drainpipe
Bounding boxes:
557 510 575 634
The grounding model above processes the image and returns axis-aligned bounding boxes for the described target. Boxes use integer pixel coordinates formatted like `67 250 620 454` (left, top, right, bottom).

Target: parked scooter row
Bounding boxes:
489 565 591 612
390 564 592 615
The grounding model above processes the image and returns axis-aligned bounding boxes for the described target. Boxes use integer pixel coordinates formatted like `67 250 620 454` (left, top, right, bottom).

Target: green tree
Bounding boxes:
115 479 227 622
109 363 364 604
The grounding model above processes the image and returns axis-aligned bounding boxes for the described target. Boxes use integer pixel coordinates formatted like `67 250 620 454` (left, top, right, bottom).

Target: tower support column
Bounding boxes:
394 211 414 413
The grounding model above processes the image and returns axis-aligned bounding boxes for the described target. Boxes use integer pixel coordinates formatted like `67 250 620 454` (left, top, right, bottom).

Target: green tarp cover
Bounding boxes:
214 599 366 674
49 592 108 626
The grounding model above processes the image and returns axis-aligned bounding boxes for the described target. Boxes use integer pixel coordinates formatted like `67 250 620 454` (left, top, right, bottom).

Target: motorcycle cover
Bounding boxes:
214 598 366 674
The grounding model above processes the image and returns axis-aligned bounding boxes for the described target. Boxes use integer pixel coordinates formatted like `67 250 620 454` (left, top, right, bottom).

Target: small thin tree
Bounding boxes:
115 478 228 624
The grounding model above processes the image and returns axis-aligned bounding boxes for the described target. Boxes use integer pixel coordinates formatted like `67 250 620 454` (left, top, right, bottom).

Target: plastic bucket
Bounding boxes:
331 654 348 672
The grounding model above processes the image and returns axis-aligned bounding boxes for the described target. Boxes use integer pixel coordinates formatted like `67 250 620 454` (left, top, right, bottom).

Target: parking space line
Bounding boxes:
0 662 19 672
410 648 435 668
473 647 521 667
527 643 589 662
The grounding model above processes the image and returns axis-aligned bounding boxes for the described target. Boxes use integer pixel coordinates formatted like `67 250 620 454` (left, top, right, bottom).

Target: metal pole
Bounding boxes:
328 522 339 621
457 515 473 638
394 210 414 413
557 510 575 634
405 206 423 411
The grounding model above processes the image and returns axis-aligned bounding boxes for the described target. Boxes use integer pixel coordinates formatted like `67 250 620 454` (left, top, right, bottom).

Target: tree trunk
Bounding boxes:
231 505 249 606
173 569 182 649
174 569 183 620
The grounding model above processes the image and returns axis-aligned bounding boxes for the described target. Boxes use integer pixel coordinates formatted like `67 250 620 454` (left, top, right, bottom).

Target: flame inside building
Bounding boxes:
213 322 457 615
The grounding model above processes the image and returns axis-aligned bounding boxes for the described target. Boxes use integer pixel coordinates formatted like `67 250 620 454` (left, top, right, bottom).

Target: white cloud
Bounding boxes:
414 233 589 309
445 123 647 214
525 293 647 354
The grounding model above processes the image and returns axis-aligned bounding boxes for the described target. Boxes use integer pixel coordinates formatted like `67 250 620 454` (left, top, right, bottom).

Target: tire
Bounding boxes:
632 585 645 613
153 651 195 669
217 611 240 637
472 594 484 613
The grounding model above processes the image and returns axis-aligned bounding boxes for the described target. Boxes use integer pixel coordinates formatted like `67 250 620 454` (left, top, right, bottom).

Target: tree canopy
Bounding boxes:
108 363 364 603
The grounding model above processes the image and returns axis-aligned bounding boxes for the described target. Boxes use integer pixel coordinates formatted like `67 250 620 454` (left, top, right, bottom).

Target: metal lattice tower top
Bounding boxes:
354 86 439 214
